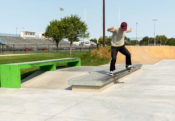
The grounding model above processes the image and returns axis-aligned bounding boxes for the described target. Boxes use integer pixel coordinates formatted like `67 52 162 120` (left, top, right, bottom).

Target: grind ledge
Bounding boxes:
69 64 142 92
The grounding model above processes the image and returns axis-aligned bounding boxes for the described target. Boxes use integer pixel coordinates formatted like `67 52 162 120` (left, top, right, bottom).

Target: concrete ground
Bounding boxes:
0 60 175 121
21 64 126 89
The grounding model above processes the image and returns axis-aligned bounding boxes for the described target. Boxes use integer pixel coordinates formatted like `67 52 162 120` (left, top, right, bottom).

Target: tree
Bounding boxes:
124 36 131 44
155 35 168 45
148 37 154 45
90 38 98 48
106 36 112 46
140 36 149 45
90 38 98 44
45 20 65 49
167 38 175 45
61 15 89 55
98 37 103 45
126 40 139 45
124 36 139 45
98 36 111 46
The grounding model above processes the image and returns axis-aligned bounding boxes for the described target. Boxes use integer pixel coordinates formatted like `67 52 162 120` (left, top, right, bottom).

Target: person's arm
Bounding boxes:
126 28 133 33
107 27 115 32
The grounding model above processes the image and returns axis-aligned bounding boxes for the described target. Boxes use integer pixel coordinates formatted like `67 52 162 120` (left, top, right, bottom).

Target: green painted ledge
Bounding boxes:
0 58 81 88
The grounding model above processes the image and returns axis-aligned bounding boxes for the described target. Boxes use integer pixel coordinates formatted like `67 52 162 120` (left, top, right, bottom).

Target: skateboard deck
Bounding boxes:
109 64 142 77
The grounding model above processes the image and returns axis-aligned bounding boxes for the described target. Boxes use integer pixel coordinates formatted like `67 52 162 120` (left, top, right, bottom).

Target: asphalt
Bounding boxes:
0 60 175 121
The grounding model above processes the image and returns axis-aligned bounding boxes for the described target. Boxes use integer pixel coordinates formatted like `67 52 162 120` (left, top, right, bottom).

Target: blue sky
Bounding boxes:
0 0 175 40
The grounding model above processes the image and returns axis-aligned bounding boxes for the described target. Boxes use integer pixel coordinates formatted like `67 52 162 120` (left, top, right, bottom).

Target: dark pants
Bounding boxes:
110 46 132 71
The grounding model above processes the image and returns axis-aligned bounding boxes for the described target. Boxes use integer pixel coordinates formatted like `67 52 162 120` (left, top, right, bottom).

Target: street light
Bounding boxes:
152 19 158 46
103 0 106 47
136 22 138 41
16 27 18 37
60 8 64 19
136 22 139 45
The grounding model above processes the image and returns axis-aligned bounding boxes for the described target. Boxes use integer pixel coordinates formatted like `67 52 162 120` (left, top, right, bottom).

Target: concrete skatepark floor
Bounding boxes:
0 59 175 121
21 64 126 89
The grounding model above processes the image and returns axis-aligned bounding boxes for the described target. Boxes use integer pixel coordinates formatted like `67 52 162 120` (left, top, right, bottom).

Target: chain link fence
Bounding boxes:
0 43 97 52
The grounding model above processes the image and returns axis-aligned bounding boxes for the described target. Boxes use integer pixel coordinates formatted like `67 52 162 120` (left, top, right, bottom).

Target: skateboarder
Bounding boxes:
107 22 133 75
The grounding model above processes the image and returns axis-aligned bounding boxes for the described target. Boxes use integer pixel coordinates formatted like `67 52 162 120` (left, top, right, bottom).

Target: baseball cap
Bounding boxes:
120 22 127 31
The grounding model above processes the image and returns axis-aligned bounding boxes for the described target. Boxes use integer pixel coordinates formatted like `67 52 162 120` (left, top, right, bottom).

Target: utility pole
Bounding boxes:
103 0 106 47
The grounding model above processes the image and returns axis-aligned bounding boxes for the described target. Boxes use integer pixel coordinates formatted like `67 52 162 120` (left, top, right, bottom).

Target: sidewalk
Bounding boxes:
0 60 175 121
0 54 31 56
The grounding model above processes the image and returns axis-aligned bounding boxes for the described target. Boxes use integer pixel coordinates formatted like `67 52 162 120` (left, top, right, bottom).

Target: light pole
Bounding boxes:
136 22 138 41
60 8 64 19
152 19 158 46
103 0 106 47
16 27 18 37
118 8 120 27
136 22 139 45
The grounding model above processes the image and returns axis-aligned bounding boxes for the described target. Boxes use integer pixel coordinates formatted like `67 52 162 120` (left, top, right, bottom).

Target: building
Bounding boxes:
20 31 36 39
39 32 46 39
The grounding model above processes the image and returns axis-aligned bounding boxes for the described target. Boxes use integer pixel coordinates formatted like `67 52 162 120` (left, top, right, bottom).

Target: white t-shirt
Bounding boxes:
111 27 126 47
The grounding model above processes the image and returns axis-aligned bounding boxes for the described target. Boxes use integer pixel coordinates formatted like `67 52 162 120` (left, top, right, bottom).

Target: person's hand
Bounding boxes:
129 28 133 32
126 28 133 33
107 27 115 32
111 27 114 30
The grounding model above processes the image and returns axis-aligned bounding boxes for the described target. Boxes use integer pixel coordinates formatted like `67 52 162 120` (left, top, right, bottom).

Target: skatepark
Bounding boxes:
1 0 175 120
0 46 175 121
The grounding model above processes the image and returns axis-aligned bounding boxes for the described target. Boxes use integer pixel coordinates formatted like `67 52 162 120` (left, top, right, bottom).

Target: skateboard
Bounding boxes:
108 64 142 76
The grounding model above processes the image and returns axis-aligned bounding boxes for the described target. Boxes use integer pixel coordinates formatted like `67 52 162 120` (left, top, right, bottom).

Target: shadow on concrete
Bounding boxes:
21 66 67 84
21 71 46 83
65 86 72 90
96 70 108 74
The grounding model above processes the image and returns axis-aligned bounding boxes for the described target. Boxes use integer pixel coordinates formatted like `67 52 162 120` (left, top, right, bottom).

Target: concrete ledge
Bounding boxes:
72 82 115 92
69 64 142 92
0 58 81 88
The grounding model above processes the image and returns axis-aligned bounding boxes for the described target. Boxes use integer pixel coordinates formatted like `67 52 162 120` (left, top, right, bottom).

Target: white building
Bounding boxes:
38 32 46 39
73 42 80 46
20 31 36 39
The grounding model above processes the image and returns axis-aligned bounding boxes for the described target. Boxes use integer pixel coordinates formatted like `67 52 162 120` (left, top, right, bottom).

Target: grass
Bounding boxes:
78 51 109 66
0 50 110 79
